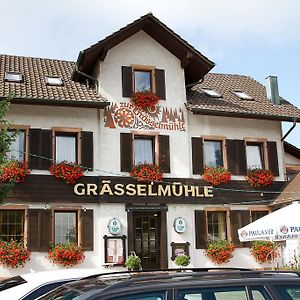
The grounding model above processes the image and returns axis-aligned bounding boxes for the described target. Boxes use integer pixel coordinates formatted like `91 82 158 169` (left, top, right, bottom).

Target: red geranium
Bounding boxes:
203 166 231 186
131 90 159 110
0 239 31 268
205 240 236 265
130 163 163 183
250 241 280 264
48 243 85 268
50 161 84 184
0 160 28 183
246 169 274 188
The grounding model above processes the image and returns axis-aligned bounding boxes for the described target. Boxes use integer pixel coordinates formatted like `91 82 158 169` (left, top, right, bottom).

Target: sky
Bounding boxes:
1 0 300 148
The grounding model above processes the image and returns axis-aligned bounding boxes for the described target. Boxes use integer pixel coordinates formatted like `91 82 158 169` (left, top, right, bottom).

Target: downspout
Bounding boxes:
281 119 297 141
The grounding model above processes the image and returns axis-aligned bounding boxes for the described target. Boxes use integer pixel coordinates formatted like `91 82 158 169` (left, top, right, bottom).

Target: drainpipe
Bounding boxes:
281 119 297 141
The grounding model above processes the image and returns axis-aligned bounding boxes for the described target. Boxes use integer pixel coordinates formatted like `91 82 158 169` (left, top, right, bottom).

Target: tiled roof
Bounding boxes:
273 172 300 206
186 73 300 122
0 54 108 107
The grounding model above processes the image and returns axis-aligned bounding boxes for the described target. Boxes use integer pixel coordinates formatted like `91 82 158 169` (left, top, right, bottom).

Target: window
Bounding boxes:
134 135 155 165
6 130 26 161
233 90 253 100
251 210 269 222
5 72 23 83
274 285 300 300
45 76 63 86
246 142 265 169
134 70 152 92
203 140 223 167
114 292 166 300
202 88 222 98
54 211 77 244
0 210 25 242
207 211 228 241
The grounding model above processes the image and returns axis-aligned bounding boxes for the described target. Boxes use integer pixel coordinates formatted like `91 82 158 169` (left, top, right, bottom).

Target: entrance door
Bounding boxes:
133 212 160 269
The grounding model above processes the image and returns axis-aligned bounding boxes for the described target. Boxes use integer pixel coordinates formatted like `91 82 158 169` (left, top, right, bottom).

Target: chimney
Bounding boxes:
266 76 280 105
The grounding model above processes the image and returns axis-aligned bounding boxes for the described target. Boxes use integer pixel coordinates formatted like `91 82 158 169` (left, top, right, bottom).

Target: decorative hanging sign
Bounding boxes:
174 217 186 233
108 218 122 235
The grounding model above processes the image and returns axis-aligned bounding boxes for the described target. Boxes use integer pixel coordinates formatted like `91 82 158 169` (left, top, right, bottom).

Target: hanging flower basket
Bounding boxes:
0 160 28 183
205 240 236 265
0 239 31 268
130 163 163 183
203 166 231 186
49 161 85 184
250 241 280 264
48 243 85 268
246 169 274 188
131 90 159 110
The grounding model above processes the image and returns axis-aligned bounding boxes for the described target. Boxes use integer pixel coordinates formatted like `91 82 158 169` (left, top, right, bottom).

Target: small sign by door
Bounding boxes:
174 217 186 233
108 218 122 235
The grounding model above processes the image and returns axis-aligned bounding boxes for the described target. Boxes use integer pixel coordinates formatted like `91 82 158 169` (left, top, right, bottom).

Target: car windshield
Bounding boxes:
0 275 27 291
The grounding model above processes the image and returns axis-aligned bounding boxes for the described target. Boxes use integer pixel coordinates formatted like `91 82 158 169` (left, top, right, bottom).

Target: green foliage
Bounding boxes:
125 254 141 271
175 255 190 267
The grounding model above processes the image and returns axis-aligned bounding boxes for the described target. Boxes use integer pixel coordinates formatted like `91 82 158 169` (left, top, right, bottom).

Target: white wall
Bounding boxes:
285 152 300 165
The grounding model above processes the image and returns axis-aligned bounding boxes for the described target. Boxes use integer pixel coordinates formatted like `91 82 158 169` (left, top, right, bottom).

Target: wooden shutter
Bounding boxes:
81 209 94 251
155 69 166 100
120 133 133 172
267 141 279 176
81 131 94 170
159 135 170 173
226 139 247 175
27 209 51 251
192 137 204 175
195 210 207 249
29 129 52 170
230 210 251 248
122 66 133 97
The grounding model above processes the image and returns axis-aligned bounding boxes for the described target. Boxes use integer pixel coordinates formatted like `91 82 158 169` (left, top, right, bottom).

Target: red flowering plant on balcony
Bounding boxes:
131 90 159 110
203 166 231 186
130 163 163 183
0 239 31 268
250 241 280 264
49 161 85 184
0 160 28 183
48 243 85 268
205 240 236 265
246 168 274 188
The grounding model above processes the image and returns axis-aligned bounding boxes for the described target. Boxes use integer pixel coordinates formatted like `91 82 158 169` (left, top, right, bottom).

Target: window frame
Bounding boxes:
131 64 156 93
244 137 269 170
45 76 63 86
250 207 270 222
52 127 82 164
202 136 227 169
4 71 24 83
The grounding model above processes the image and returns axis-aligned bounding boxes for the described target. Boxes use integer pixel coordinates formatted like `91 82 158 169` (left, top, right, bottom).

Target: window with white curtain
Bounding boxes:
7 130 25 161
54 211 77 244
203 140 223 167
55 134 77 163
134 137 154 165
246 143 264 169
207 211 227 241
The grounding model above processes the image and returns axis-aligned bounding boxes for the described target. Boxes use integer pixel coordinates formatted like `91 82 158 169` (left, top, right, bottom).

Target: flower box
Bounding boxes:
246 169 274 188
0 160 28 183
131 90 159 110
203 166 231 186
250 241 280 264
48 243 85 268
205 240 236 265
130 163 163 183
49 161 85 184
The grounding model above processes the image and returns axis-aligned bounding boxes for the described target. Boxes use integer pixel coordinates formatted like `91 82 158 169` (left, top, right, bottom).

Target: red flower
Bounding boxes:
250 241 280 263
48 243 85 268
0 160 28 183
50 161 85 184
205 240 236 265
203 166 231 186
131 91 159 110
130 163 163 183
246 169 274 188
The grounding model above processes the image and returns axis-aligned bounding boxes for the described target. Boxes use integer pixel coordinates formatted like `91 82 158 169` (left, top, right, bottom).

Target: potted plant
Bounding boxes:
131 90 159 110
203 166 231 186
246 168 274 188
125 254 141 271
250 241 280 264
130 163 163 183
0 160 28 183
0 239 31 268
49 161 85 184
175 255 190 268
48 243 85 268
205 240 236 265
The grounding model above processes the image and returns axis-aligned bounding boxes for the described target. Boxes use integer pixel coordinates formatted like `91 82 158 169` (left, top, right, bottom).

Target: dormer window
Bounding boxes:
202 88 222 98
233 91 252 100
5 72 23 83
46 76 63 86
134 70 152 92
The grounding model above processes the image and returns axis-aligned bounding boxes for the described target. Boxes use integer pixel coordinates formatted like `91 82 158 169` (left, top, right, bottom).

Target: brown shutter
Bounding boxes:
81 131 94 170
159 135 170 173
29 129 41 169
40 130 52 170
27 209 51 251
122 66 133 97
230 210 251 248
192 137 204 175
226 139 247 175
120 133 133 172
155 69 166 100
81 209 94 251
195 210 207 249
267 141 279 176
